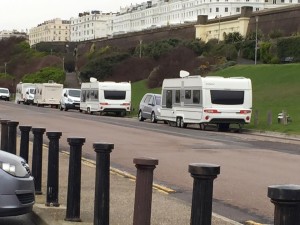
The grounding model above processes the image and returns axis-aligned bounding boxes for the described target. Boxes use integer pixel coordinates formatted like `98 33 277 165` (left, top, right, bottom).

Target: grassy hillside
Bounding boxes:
131 80 161 115
210 63 300 134
132 63 300 134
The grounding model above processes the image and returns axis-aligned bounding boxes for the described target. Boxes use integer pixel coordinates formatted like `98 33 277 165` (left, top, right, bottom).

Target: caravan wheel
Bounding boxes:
176 117 182 128
180 119 187 128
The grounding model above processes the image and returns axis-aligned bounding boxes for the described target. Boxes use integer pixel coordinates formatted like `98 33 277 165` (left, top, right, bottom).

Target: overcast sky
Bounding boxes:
1 0 144 31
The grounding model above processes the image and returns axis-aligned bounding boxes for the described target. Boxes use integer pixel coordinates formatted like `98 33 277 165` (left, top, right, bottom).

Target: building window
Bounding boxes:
216 7 219 12
236 7 240 12
225 7 228 12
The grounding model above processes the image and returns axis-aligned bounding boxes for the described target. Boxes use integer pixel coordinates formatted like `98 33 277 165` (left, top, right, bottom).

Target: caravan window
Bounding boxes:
185 90 191 99
104 91 126 100
193 90 201 104
166 90 172 108
90 90 98 101
81 90 86 102
211 90 244 105
175 90 180 103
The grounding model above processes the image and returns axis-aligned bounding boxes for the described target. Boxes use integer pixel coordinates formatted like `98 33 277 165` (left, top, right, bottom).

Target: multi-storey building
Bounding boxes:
113 0 299 35
0 30 27 40
29 18 70 46
70 11 116 42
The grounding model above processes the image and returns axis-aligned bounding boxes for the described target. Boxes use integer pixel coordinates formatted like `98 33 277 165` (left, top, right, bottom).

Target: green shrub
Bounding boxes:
260 42 272 63
22 67 65 83
184 39 206 55
80 52 130 81
270 56 280 64
138 39 182 59
269 29 284 39
277 36 300 61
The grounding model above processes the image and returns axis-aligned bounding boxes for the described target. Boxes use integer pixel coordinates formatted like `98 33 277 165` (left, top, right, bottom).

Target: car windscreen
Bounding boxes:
210 90 244 105
29 89 35 94
0 89 8 93
69 90 81 97
104 90 126 100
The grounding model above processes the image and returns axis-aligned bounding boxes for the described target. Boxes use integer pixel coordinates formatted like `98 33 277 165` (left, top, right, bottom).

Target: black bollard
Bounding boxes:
19 126 32 162
189 163 220 225
31 127 46 195
7 121 19 154
268 184 300 225
65 137 85 222
0 119 10 152
133 157 158 225
93 143 114 225
46 132 62 207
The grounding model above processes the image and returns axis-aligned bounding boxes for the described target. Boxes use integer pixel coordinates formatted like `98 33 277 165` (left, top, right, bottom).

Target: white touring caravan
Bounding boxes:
15 83 35 104
34 82 63 107
80 78 131 116
159 70 252 131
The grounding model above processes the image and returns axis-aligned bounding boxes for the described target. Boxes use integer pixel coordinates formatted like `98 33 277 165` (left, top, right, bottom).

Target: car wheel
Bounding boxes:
64 106 68 111
59 104 63 111
151 112 157 123
138 110 145 121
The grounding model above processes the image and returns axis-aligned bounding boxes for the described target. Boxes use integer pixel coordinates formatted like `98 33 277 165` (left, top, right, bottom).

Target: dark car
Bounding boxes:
138 93 162 123
0 150 35 217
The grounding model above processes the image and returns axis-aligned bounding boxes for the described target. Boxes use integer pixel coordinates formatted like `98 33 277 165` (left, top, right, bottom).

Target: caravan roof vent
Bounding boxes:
90 77 97 83
179 70 190 78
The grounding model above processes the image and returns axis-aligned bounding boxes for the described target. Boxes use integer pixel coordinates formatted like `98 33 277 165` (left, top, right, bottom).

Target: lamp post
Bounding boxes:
4 62 7 75
218 15 221 44
93 14 96 40
139 40 143 58
255 16 259 65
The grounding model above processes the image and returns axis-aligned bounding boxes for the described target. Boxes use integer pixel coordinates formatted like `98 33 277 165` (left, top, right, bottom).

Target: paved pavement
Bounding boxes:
25 141 244 225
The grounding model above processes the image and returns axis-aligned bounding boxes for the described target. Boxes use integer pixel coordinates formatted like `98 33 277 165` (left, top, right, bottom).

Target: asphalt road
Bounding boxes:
1 101 300 224
0 213 38 225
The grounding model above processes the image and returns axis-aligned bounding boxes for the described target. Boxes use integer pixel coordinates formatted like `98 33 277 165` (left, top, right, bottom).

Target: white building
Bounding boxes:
0 30 27 40
70 11 116 42
28 18 70 46
112 0 299 35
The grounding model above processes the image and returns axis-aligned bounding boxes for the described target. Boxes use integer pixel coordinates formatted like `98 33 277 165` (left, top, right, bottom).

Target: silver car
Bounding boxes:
138 93 162 123
0 150 35 217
